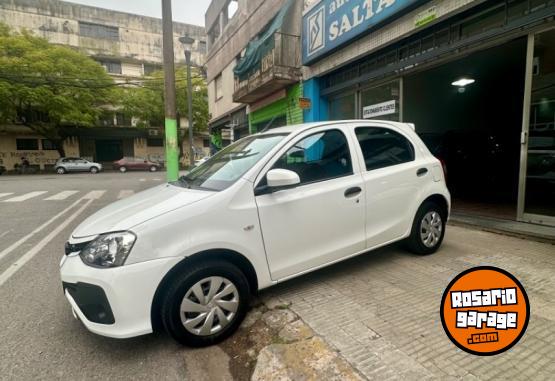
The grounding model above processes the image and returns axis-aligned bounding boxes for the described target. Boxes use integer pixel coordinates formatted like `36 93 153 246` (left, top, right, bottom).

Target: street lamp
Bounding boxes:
179 35 195 167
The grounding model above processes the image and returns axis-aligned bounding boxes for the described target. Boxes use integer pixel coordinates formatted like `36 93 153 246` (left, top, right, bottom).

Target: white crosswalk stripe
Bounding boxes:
117 190 135 199
3 191 48 202
0 193 14 199
44 190 79 201
83 190 106 200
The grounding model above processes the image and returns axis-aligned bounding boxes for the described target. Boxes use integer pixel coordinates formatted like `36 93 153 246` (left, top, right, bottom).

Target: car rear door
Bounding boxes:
255 125 366 280
352 125 424 248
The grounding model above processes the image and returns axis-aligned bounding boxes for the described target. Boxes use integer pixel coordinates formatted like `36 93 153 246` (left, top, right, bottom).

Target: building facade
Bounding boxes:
301 0 555 226
205 0 304 149
0 0 209 171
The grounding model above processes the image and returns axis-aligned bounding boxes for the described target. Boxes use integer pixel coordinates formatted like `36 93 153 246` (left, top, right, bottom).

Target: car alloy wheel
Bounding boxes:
119 166 127 173
150 166 157 172
180 276 239 336
56 167 65 174
420 211 442 248
90 167 99 174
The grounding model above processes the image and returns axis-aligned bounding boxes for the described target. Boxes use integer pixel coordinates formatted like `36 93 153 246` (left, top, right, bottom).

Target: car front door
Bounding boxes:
353 126 422 248
255 127 366 280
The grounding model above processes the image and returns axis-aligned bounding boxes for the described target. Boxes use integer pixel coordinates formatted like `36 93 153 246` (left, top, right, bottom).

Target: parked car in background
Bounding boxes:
61 120 450 347
55 157 102 174
113 157 161 173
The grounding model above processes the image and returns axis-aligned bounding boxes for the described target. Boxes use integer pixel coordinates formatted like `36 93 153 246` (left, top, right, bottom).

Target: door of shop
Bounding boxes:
518 28 555 226
95 139 123 162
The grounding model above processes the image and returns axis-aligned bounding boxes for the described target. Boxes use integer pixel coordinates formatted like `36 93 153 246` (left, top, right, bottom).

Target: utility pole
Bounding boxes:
161 0 179 181
179 36 196 168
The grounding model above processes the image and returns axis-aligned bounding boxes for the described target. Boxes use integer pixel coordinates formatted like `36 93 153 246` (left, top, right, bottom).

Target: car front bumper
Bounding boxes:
60 253 182 339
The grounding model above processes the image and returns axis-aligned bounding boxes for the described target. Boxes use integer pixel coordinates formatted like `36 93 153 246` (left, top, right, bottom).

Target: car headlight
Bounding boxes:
80 232 136 268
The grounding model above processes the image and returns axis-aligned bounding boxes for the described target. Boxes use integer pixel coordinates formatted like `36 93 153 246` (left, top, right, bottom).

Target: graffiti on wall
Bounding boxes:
0 151 59 166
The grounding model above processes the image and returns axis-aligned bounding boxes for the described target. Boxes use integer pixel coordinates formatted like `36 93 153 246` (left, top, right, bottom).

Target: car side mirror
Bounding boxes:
267 169 300 188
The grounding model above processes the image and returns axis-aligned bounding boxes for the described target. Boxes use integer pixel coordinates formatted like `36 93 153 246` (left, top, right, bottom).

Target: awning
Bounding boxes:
233 0 293 81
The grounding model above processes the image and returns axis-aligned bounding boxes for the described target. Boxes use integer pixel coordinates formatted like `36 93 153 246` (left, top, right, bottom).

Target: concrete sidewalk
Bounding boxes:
260 225 555 380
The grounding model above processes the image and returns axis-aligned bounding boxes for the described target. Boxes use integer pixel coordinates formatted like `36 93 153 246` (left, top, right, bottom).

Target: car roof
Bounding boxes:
259 120 415 135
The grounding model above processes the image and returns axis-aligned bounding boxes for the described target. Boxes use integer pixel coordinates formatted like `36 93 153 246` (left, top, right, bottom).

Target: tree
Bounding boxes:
0 24 116 157
119 67 209 159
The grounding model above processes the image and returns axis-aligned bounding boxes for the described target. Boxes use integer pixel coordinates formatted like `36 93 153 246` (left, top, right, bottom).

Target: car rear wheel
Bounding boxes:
56 167 66 175
160 260 250 347
90 166 99 174
119 166 127 173
406 201 446 255
149 165 158 172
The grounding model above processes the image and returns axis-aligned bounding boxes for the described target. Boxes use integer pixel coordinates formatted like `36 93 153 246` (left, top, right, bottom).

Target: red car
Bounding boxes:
113 157 161 173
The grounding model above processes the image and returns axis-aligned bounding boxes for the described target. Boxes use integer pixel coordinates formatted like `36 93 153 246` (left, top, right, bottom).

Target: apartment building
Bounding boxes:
0 0 208 170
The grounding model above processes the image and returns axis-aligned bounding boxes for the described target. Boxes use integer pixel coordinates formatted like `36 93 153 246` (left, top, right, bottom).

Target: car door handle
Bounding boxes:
417 168 428 177
344 186 362 198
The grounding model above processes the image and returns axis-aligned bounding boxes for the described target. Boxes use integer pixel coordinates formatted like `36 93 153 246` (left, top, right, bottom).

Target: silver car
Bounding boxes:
55 157 102 174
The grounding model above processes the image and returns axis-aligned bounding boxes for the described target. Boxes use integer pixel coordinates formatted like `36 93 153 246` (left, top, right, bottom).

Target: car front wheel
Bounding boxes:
90 166 99 174
406 201 446 255
149 165 158 172
160 260 250 347
56 167 66 174
119 166 127 173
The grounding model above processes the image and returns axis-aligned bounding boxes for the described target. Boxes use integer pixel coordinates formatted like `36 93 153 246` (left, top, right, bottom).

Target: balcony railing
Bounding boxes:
233 32 301 104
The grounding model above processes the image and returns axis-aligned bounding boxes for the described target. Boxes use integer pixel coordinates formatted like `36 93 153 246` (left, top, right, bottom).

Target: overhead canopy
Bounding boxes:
233 0 293 81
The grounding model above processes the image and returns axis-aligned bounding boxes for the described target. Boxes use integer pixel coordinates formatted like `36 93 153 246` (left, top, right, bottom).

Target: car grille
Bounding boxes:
64 241 91 255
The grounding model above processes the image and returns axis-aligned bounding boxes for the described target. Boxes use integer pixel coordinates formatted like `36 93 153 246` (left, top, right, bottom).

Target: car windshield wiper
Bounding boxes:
175 176 192 188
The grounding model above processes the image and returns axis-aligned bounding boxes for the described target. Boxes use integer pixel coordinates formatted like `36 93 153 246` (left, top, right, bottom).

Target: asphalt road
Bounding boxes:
0 171 204 380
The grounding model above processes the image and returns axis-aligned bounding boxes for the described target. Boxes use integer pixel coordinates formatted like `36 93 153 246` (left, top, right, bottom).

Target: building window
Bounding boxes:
228 0 239 19
99 112 115 126
198 41 207 53
41 139 58 150
147 138 164 147
144 64 161 76
329 93 355 120
215 74 223 100
79 21 119 40
16 139 39 150
99 60 122 75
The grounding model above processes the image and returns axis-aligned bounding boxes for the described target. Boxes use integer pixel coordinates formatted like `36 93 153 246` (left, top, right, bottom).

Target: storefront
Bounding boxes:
302 0 555 225
248 84 304 133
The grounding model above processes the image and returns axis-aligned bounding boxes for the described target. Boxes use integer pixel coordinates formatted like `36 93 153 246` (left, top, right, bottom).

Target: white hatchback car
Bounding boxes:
61 121 450 347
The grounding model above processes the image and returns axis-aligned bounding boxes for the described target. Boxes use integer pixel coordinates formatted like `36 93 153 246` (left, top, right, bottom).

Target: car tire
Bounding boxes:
90 166 99 174
160 260 250 347
406 201 446 255
56 167 66 175
119 166 127 173
149 165 158 172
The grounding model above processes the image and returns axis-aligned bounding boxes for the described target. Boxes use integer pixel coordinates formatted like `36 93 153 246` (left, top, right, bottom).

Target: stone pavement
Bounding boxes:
260 225 555 380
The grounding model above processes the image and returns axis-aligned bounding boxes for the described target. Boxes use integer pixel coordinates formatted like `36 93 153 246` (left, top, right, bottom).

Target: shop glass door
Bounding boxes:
519 29 555 225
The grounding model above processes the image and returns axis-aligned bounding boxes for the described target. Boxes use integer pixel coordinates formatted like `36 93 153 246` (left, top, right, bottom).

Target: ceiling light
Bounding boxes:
451 78 475 87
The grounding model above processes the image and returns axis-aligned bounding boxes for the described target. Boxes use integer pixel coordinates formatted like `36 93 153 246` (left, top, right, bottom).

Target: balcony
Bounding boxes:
233 32 301 104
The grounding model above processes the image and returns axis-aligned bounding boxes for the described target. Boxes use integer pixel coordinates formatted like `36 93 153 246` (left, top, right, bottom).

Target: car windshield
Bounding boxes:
175 133 287 191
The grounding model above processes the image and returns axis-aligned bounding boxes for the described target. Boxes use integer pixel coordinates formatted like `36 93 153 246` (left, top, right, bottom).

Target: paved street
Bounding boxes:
1 172 554 380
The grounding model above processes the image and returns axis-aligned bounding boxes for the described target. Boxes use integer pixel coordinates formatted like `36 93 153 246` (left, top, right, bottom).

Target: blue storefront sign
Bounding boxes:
302 0 423 65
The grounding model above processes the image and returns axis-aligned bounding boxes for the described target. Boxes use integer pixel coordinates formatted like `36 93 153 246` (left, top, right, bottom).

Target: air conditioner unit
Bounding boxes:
148 129 159 136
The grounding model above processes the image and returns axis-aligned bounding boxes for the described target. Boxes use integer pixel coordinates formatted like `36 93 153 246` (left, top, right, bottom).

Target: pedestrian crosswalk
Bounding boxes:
0 189 137 203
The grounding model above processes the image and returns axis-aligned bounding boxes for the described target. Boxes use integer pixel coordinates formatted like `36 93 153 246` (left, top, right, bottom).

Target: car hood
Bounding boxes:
72 183 214 238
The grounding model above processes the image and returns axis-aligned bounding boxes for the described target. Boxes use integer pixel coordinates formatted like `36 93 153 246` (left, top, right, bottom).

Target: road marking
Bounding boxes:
0 197 85 263
152 178 161 181
83 190 106 200
0 198 94 287
139 178 146 182
2 191 48 202
0 230 11 239
0 193 14 199
44 190 79 201
117 190 135 199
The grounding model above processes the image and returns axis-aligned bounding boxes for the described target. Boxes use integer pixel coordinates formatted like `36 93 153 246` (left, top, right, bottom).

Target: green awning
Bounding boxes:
233 0 293 81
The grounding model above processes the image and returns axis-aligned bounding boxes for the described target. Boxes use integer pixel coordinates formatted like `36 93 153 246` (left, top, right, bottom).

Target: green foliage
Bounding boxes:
0 23 116 151
120 66 209 133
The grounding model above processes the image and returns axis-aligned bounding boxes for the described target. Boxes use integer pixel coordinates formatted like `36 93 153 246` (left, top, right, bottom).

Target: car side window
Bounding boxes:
355 127 415 171
272 129 353 185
